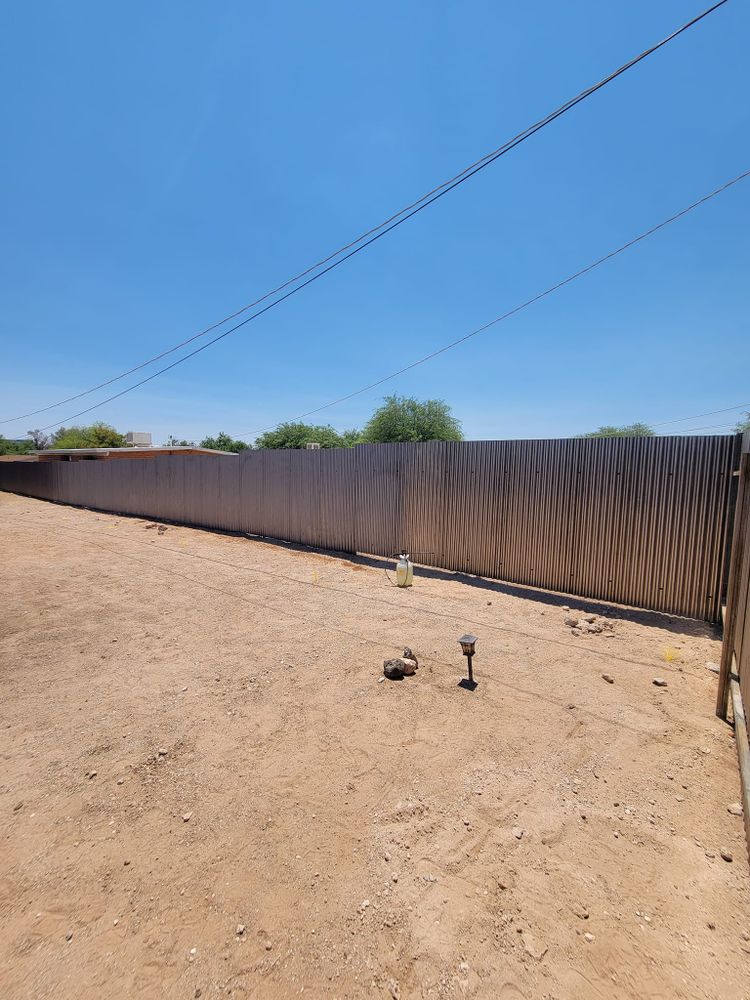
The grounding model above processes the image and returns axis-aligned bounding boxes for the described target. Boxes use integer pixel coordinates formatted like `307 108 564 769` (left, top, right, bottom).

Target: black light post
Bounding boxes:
458 634 478 690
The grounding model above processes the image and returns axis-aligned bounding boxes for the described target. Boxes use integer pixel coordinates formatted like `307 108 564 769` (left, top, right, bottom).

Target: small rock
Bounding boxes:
653 678 668 687
190 947 197 956
392 873 398 883
401 658 418 677
157 748 168 757
584 932 595 943
65 931 73 942
512 827 524 840
116 778 125 786
602 674 615 684
387 980 400 1000
582 614 597 624
182 812 193 822
402 647 418 668
720 849 733 863
708 921 716 930
195 991 202 999
742 931 750 942
562 605 570 611
236 924 246 937
728 802 743 816
522 931 548 960
12 802 23 812
123 859 131 866
564 617 580 627
383 659 405 680
86 770 97 779
459 961 469 974
265 941 273 951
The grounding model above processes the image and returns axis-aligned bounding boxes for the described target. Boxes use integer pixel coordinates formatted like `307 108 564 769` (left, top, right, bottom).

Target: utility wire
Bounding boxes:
234 169 750 440
2 0 731 428
653 401 750 426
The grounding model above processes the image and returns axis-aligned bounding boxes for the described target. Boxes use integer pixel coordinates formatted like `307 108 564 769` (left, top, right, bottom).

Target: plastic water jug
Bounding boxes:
396 553 414 587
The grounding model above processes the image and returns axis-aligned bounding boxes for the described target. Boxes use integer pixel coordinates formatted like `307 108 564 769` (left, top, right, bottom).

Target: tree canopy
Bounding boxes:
0 436 34 456
199 432 249 452
360 395 463 444
51 422 127 449
254 422 357 449
580 423 655 439
734 412 750 433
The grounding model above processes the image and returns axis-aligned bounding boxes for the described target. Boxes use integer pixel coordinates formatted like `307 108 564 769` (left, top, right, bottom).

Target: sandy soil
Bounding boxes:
1 490 749 1000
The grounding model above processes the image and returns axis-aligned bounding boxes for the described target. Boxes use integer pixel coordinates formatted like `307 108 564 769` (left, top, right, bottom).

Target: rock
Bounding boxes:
512 826 525 840
708 921 716 930
564 617 580 627
264 941 273 950
157 748 168 757
401 658 418 676
562 605 570 611
387 980 401 1000
236 923 246 937
195 990 202 999
706 662 720 674
391 873 398 883
728 802 743 817
459 961 469 974
65 931 73 941
383 659 405 680
522 932 548 960
653 678 668 687
402 647 418 668
587 623 603 634
582 614 597 624
86 770 97 779
720 849 733 863
117 778 125 786
602 674 615 684
584 932 595 943
182 812 193 822
12 802 23 812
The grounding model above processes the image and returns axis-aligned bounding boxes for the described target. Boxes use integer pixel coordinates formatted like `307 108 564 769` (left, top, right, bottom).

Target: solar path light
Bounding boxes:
458 633 478 691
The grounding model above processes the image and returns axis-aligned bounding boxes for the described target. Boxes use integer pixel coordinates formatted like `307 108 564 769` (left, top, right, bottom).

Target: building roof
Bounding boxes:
31 446 236 461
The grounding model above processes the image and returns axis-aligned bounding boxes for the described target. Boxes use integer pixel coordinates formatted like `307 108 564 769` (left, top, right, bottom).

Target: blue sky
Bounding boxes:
1 1 748 444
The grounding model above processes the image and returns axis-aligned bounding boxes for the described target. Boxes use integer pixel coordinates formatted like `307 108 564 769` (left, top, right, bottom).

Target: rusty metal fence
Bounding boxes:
0 435 739 621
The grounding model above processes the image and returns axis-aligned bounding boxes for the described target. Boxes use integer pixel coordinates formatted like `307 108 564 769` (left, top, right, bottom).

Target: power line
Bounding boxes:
3 0 731 429
233 169 750 440
653 401 750 427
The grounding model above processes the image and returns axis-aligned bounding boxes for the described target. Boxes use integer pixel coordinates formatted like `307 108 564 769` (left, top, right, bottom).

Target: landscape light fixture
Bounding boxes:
458 634 478 691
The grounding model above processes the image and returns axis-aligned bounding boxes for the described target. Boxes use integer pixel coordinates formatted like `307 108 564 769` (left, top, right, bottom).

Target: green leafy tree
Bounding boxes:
199 432 249 452
51 422 127 449
254 422 357 449
0 436 34 455
360 395 463 443
734 412 750 433
580 423 655 439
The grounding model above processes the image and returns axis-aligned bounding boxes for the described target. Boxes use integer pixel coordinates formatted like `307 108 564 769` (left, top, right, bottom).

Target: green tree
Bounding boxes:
734 412 750 433
51 422 127 449
164 435 196 447
580 423 655 438
0 436 34 455
360 395 463 444
254 422 357 449
199 432 249 452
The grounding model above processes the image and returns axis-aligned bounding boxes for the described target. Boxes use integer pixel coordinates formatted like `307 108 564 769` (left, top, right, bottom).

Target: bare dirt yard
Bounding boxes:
1 491 749 1000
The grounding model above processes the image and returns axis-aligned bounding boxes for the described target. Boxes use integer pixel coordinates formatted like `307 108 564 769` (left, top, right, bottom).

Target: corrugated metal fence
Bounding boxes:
0 435 738 621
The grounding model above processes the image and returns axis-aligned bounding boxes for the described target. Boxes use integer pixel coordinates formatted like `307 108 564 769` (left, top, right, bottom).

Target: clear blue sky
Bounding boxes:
1 1 748 444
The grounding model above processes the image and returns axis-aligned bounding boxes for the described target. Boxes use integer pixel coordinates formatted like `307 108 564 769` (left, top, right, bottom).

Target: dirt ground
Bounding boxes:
1 491 749 1000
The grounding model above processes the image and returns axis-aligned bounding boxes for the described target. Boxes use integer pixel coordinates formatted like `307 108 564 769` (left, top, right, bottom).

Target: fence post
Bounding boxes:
717 450 750 719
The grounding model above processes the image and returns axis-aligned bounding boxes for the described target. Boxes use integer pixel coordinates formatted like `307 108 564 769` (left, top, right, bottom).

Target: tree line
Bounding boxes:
2 401 748 456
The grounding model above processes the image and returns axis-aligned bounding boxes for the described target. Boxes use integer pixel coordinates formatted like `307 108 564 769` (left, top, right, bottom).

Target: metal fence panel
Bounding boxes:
0 434 737 621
